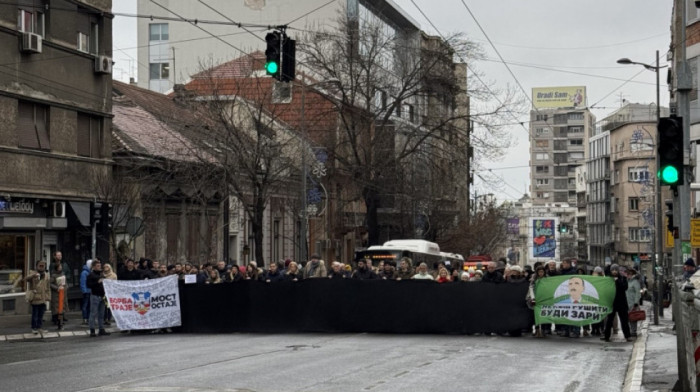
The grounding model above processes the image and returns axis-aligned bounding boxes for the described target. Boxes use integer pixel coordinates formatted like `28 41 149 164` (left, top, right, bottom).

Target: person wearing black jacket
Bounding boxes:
351 259 378 280
118 259 143 281
86 259 110 337
601 264 633 342
264 262 285 282
328 262 349 279
481 262 504 283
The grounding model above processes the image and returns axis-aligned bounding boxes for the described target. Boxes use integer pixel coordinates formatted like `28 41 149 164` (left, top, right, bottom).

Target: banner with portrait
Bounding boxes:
103 275 181 330
534 275 615 326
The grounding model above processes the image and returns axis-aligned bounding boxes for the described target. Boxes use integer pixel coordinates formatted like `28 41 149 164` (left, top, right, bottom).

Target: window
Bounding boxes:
536 179 549 186
18 9 44 36
568 112 584 120
535 114 548 122
569 139 583 146
535 127 550 137
149 23 169 41
568 152 584 161
628 167 650 182
17 101 49 150
77 114 102 158
273 219 281 263
629 197 639 211
569 126 583 134
149 63 170 80
90 23 99 55
77 32 89 53
629 227 651 242
535 153 549 160
536 192 550 199
535 140 549 148
535 165 549 174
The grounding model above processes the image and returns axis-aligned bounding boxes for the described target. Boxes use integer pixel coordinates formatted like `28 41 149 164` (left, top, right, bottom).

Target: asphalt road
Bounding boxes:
0 332 633 392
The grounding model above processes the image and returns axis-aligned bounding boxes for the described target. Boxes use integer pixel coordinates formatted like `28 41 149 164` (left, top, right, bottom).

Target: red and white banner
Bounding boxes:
104 275 181 330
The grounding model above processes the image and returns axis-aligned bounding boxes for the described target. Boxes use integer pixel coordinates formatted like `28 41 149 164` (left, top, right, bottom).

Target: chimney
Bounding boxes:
129 77 136 85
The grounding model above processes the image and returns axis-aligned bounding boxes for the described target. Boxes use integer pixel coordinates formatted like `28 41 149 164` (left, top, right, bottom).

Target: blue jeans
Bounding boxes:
31 303 46 329
81 293 91 320
89 295 105 330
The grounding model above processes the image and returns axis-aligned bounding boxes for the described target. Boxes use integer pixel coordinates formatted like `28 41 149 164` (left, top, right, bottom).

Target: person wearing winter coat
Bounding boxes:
303 255 327 279
49 262 68 329
328 262 348 279
602 264 633 342
378 262 398 280
352 259 378 280
79 259 92 325
86 259 110 337
285 261 303 281
396 258 414 280
626 269 643 337
264 262 285 282
25 260 51 334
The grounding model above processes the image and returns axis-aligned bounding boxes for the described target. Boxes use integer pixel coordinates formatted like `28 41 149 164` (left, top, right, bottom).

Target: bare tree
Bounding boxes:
184 70 307 266
441 200 508 257
299 13 516 245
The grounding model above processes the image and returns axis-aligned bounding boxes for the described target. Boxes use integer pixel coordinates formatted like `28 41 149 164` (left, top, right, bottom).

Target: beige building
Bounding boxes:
608 121 666 267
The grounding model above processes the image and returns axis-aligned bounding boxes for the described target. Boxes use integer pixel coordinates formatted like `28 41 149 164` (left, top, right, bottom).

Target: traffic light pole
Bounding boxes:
676 3 692 281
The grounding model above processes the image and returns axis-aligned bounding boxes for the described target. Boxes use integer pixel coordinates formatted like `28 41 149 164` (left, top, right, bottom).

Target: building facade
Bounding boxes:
586 131 612 266
0 0 113 314
135 0 421 93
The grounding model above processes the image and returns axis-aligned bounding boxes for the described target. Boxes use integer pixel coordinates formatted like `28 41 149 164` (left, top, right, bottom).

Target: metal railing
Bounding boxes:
672 278 700 391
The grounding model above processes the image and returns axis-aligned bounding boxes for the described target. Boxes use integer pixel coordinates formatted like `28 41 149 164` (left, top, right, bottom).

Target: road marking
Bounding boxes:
5 359 40 366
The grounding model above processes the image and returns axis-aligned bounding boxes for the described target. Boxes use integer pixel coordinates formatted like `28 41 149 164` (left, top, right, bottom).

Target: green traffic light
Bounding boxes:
660 165 679 184
265 61 279 74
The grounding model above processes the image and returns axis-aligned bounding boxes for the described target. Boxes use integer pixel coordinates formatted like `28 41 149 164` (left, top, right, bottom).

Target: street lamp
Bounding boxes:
617 51 666 325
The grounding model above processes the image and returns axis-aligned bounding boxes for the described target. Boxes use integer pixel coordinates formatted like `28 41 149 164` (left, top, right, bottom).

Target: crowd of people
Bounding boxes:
22 251 652 340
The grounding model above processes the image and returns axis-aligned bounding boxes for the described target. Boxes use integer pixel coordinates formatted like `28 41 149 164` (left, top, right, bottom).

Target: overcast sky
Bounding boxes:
112 0 673 203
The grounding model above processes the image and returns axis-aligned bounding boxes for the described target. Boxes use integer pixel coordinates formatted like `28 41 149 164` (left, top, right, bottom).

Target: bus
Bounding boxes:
355 239 444 269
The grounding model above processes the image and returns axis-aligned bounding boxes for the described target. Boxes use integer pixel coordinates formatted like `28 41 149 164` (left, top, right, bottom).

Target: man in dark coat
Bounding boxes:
351 259 378 280
601 264 633 342
86 259 110 337
481 262 504 283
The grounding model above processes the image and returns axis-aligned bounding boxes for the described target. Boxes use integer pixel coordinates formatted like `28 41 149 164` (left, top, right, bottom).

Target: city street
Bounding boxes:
0 332 634 392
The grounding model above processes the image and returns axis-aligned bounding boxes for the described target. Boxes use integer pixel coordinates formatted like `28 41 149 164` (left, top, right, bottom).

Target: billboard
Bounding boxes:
529 217 559 261
506 218 520 234
532 86 586 109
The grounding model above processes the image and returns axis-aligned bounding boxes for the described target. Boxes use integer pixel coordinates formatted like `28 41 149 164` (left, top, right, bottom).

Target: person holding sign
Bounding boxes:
601 264 632 342
86 259 110 337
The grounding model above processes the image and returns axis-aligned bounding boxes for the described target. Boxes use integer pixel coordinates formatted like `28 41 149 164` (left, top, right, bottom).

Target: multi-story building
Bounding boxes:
575 165 588 262
586 131 612 266
136 0 422 93
0 1 113 314
600 103 670 272
529 86 595 207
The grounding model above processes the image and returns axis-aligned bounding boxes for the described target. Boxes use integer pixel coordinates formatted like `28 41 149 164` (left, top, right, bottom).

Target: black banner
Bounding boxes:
179 280 532 334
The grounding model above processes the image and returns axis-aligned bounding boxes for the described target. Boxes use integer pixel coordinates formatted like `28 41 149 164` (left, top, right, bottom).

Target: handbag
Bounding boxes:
628 308 646 322
25 289 35 303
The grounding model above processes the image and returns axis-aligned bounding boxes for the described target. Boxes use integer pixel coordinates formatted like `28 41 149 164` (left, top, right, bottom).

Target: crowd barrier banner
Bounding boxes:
178 279 532 334
104 275 181 330
534 275 614 326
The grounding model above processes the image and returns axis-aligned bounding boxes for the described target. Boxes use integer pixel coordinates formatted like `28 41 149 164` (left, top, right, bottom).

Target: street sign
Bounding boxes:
692 218 700 247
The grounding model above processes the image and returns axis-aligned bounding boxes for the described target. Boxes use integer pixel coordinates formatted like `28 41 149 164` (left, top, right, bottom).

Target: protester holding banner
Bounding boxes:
626 269 642 338
601 264 632 342
226 265 244 282
102 263 118 326
396 258 414 281
264 262 285 282
529 266 546 337
481 262 504 283
86 259 110 337
118 259 143 281
589 266 606 336
285 261 303 281
435 267 451 283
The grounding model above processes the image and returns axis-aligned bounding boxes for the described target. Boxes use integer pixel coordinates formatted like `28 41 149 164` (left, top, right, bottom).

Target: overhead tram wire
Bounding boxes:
473 32 668 51
197 0 265 42
149 0 251 57
408 0 535 141
286 0 338 25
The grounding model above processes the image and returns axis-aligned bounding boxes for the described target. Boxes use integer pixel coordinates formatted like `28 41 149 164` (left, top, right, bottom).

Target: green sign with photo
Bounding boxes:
534 275 615 326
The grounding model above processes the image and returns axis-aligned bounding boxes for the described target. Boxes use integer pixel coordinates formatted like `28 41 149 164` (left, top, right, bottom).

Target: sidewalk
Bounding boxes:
625 305 678 392
0 311 119 341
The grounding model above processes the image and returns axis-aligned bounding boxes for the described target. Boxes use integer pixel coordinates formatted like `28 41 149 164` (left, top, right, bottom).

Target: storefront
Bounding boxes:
0 197 96 315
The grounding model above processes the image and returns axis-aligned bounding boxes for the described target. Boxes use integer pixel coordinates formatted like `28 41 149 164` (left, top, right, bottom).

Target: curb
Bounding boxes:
623 316 651 392
0 327 119 341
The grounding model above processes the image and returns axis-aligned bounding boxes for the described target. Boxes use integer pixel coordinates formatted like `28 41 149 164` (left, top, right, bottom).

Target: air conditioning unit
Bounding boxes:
20 32 42 54
52 201 66 218
95 55 112 74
